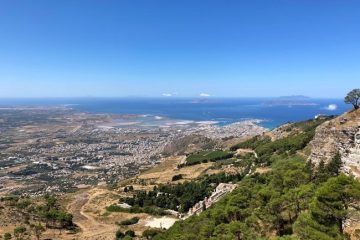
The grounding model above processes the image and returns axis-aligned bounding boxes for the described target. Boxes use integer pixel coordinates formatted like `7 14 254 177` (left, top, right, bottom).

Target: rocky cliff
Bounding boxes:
308 109 360 178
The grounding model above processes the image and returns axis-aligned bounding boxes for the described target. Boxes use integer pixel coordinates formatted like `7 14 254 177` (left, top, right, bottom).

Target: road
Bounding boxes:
67 190 117 240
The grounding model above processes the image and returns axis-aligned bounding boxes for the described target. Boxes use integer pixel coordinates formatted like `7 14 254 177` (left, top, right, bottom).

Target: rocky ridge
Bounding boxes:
308 109 360 178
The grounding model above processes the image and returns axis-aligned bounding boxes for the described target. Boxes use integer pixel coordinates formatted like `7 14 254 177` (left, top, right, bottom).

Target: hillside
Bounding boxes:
154 113 360 240
308 109 360 178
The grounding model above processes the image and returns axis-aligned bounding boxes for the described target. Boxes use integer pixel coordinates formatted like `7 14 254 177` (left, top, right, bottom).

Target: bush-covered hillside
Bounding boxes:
230 117 332 165
154 118 360 240
0 194 76 239
108 172 244 215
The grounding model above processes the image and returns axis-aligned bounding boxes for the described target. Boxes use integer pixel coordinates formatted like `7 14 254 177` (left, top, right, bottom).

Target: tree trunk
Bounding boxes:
236 231 242 240
338 218 343 233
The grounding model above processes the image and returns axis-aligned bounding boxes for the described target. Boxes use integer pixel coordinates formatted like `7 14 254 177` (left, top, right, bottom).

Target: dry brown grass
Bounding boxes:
254 167 272 174
337 108 360 129
137 156 214 184
64 186 158 239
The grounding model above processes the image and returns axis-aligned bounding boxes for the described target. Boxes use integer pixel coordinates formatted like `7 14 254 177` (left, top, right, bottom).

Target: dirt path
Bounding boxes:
236 148 258 158
67 190 117 240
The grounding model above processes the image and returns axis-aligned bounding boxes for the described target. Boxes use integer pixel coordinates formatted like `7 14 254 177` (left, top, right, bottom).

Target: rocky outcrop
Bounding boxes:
308 109 360 178
265 123 295 141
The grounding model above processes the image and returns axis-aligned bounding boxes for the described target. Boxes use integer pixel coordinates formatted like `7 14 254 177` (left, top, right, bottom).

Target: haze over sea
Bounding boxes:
0 97 350 129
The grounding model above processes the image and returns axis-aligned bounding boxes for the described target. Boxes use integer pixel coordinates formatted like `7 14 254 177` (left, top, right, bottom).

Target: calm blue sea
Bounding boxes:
0 98 350 129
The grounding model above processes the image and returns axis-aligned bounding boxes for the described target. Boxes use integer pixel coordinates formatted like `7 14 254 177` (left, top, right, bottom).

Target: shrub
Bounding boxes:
171 174 183 181
115 229 125 239
125 230 135 237
106 205 125 212
142 228 164 239
3 233 12 240
119 217 139 226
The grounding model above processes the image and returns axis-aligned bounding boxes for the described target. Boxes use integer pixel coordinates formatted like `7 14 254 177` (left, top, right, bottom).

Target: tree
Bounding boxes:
125 230 135 237
57 211 73 228
344 89 360 109
294 174 360 239
315 160 328 184
13 226 27 240
311 174 360 233
314 154 342 185
115 229 125 239
304 160 314 181
293 212 335 240
3 233 12 240
142 228 163 239
228 221 245 240
325 152 342 177
31 223 45 240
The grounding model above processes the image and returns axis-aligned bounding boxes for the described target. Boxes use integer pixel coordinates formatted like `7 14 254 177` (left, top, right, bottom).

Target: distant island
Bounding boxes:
276 95 311 100
263 95 317 106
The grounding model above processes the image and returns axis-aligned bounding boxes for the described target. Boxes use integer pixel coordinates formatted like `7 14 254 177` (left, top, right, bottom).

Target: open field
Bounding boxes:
136 156 214 184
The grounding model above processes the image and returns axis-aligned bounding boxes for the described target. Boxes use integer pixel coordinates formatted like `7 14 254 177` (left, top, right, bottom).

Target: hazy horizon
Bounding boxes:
0 95 346 100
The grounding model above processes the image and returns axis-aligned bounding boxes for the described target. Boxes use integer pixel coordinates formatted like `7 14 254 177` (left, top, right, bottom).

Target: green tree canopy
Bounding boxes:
31 223 45 240
344 88 360 109
294 174 360 239
3 233 12 240
13 226 27 240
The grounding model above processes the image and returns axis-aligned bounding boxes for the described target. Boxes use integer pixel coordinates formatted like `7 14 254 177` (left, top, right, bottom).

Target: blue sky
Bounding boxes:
0 0 359 98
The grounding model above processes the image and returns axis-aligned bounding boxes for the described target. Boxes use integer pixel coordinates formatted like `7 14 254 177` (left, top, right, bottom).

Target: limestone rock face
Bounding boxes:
308 109 360 178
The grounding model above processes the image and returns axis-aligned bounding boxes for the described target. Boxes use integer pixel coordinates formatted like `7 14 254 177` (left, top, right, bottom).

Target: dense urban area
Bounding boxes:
0 107 265 196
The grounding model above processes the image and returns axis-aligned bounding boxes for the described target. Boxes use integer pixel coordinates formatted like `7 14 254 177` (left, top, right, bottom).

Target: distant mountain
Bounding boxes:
264 95 316 106
276 95 311 100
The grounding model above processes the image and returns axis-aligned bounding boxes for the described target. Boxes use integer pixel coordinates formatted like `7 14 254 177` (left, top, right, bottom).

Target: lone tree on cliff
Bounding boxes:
345 89 360 109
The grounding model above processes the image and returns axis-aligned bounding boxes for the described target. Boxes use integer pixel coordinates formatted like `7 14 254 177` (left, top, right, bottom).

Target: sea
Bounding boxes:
0 97 351 129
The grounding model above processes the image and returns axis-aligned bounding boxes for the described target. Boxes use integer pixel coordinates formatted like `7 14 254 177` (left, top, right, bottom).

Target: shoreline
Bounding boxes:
96 112 268 131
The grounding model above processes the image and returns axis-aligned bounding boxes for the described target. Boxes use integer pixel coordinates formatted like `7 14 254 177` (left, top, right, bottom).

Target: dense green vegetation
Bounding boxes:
155 155 360 239
153 118 360 240
106 203 167 216
106 172 245 215
184 150 234 166
38 195 74 229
